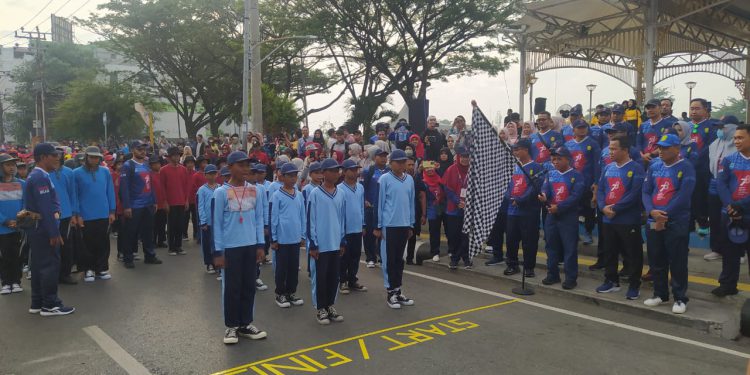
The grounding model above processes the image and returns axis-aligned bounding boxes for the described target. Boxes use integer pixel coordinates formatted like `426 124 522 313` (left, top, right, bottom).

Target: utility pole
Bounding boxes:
241 0 251 140
15 27 50 142
0 70 10 144
249 0 262 135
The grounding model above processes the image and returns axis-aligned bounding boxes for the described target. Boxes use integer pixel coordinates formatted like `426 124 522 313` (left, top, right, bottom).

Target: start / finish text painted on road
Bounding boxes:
212 299 519 375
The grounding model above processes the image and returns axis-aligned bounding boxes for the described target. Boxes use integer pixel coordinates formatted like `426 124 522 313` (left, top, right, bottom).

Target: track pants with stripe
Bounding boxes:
273 244 300 295
381 227 410 291
311 251 340 309
222 246 258 328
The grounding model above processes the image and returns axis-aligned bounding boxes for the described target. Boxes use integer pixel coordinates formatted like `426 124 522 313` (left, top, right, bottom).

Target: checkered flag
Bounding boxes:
463 105 515 259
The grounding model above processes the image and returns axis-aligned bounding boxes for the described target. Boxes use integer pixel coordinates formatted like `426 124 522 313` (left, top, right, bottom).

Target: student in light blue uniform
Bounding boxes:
302 162 323 277
270 163 306 309
337 159 367 294
375 149 416 309
196 164 219 274
49 148 78 284
251 164 270 291
0 154 25 295
212 152 267 345
306 158 346 325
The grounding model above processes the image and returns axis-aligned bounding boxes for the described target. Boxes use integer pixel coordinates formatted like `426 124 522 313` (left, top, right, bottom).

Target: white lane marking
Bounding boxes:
22 350 91 366
83 325 152 375
401 268 750 359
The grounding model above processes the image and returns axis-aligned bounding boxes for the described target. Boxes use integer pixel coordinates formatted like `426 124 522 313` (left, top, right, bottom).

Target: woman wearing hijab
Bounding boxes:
422 161 445 262
408 134 425 160
505 122 519 145
670 121 698 165
312 129 326 155
437 147 454 177
520 122 535 139
446 135 458 156
180 146 193 164
705 118 739 261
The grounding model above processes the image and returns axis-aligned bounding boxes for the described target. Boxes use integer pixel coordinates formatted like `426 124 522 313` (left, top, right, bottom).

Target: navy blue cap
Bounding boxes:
611 104 625 114
645 99 661 108
204 164 218 174
656 134 680 147
374 148 388 156
131 140 148 150
308 161 322 172
252 163 267 172
227 151 250 165
220 166 231 177
551 147 572 159
454 146 470 156
605 122 629 133
573 119 589 128
597 107 611 116
280 163 299 175
390 149 408 161
722 115 740 125
569 105 583 116
320 158 341 170
33 143 57 158
512 138 532 150
342 159 360 170
276 161 287 172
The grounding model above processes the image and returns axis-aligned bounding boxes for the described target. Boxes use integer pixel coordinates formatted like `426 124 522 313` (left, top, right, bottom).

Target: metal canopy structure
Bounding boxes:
508 0 750 121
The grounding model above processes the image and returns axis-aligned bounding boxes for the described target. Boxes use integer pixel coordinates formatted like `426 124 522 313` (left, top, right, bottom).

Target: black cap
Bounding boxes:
573 119 589 128
645 99 661 108
33 143 57 159
130 140 148 150
551 147 572 159
512 139 532 150
605 122 630 133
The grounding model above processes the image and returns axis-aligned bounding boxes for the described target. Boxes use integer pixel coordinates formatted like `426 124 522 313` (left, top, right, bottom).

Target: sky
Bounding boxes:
1 0 744 130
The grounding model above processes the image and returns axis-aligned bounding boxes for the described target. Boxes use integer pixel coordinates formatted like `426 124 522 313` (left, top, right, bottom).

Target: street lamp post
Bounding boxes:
586 84 597 122
528 73 537 122
685 81 697 105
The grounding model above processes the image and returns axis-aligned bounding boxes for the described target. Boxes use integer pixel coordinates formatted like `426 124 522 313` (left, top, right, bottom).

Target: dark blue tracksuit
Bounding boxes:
25 168 64 309
542 168 585 282
505 162 543 269
119 160 157 262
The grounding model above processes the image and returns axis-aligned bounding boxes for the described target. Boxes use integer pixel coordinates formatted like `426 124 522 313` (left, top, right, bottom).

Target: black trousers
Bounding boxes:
82 219 111 273
579 189 596 234
311 251 340 309
340 233 362 286
363 207 379 262
406 219 422 262
29 235 62 309
595 211 605 264
691 168 710 229
427 216 444 255
718 215 749 290
184 203 198 240
602 223 643 288
505 214 540 269
446 215 469 264
0 232 22 285
222 246 258 327
708 194 724 253
153 208 167 245
488 209 507 260
167 205 185 251
58 218 74 279
382 227 410 291
273 244 300 295
124 207 156 262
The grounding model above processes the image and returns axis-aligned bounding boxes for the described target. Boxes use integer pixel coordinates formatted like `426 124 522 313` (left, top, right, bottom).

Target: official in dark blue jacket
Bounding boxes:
25 143 75 316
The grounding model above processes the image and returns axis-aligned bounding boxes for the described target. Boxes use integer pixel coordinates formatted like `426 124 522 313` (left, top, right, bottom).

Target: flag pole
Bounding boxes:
472 100 538 296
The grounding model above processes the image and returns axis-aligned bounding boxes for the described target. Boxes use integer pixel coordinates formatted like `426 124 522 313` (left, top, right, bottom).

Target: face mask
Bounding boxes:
716 129 724 139
405 150 414 157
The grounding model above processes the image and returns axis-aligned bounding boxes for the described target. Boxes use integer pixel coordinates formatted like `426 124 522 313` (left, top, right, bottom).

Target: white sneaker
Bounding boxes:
0 285 11 295
22 265 29 273
97 271 112 280
703 251 722 261
366 261 375 268
672 301 687 314
742 256 747 264
387 293 401 309
11 283 23 293
644 296 667 307
223 328 239 344
256 279 268 291
26 271 31 280
83 270 95 283
432 255 440 262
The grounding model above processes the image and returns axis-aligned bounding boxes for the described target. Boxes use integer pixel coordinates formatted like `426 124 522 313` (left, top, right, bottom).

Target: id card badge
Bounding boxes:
460 188 467 199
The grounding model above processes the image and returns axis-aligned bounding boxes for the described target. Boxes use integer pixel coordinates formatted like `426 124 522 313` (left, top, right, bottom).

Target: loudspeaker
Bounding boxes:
534 97 547 115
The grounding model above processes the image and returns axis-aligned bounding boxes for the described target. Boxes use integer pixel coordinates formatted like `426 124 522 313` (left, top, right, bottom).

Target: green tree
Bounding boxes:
84 0 244 139
9 42 103 142
300 0 521 132
256 84 300 135
713 97 747 119
51 79 157 142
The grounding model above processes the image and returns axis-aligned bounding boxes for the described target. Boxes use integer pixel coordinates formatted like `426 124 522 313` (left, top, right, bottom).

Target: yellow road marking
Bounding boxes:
212 299 519 375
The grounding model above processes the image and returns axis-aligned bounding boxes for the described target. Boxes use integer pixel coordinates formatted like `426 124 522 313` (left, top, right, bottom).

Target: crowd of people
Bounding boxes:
0 96 746 345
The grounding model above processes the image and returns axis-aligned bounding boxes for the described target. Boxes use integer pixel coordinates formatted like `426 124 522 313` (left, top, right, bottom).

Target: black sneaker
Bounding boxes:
523 269 536 278
562 280 578 290
396 290 414 306
542 276 560 285
327 306 344 322
124 261 135 269
238 324 267 339
588 263 605 271
59 275 78 285
316 308 331 325
287 294 304 306
40 305 75 316
503 266 520 275
485 258 505 266
406 259 414 265
449 261 458 270
144 257 162 265
275 294 291 308
223 328 239 344
350 283 368 292
177 249 187 255
711 286 739 297
386 292 401 309
156 242 168 248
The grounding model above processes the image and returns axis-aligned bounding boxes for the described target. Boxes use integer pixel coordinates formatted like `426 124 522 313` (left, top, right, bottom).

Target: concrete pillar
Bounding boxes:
643 0 657 101
518 36 526 121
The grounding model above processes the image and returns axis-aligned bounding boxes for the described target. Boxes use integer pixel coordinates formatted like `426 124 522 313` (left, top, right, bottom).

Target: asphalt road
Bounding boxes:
2 236 750 375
